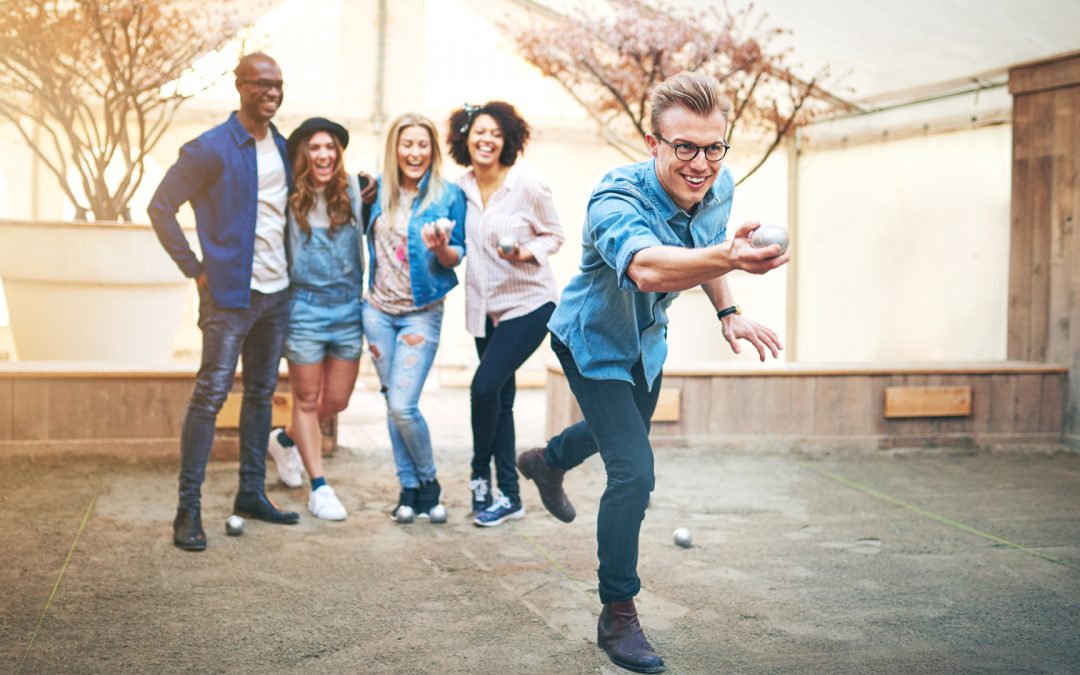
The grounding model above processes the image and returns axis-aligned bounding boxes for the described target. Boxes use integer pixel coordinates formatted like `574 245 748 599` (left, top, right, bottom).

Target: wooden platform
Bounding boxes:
0 362 335 459
545 361 1069 451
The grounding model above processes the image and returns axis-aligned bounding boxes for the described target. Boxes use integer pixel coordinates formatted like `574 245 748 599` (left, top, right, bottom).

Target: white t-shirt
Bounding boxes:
250 132 289 293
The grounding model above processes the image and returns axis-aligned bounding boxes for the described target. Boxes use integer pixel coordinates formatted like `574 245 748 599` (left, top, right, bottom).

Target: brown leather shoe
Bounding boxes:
597 599 666 673
516 447 575 523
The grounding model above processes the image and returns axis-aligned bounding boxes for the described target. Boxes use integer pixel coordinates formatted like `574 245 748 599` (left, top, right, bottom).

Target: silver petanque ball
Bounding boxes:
673 527 692 548
225 515 245 536
750 224 789 256
434 218 454 237
497 235 518 256
429 504 448 524
394 505 415 524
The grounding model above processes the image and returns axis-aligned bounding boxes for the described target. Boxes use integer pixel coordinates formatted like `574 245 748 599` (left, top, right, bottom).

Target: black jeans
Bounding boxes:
470 302 555 501
177 287 289 508
544 336 662 604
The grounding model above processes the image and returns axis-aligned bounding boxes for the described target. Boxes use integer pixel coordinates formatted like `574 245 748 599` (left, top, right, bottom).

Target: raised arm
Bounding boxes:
628 221 789 293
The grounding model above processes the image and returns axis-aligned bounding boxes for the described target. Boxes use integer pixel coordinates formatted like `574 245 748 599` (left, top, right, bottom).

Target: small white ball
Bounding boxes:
434 218 454 237
394 505 415 524
429 504 448 524
673 527 692 548
750 224 789 256
225 515 245 536
497 235 518 255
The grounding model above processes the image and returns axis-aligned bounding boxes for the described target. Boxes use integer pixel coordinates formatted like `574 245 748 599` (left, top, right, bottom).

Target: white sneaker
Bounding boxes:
267 429 304 488
308 485 348 521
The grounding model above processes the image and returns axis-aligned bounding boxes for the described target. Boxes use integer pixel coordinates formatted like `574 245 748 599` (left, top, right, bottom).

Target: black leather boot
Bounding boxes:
597 599 665 673
173 506 207 552
416 478 441 518
234 491 300 524
517 447 576 523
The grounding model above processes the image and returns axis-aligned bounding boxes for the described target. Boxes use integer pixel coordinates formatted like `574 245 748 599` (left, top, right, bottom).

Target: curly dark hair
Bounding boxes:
446 101 531 167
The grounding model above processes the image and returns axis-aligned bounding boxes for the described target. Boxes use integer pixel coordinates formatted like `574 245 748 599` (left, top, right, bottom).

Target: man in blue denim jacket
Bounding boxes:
149 53 301 552
517 72 789 673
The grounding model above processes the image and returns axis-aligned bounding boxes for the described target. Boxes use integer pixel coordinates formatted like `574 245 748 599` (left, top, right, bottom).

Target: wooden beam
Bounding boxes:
1009 50 1080 96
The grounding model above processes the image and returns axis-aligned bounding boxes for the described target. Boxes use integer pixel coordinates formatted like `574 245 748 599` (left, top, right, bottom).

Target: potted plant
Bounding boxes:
0 0 256 361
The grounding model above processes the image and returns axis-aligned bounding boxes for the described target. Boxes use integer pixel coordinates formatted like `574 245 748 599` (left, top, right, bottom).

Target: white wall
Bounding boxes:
794 125 1012 361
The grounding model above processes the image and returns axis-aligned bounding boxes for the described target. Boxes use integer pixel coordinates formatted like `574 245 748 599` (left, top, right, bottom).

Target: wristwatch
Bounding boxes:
716 305 741 320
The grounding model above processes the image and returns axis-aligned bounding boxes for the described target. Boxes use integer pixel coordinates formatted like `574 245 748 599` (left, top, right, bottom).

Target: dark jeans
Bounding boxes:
177 287 289 508
471 302 555 501
544 336 662 604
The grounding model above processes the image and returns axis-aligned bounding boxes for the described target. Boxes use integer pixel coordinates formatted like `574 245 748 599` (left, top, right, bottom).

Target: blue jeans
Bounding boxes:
544 336 661 604
471 302 554 501
178 287 289 508
362 301 443 489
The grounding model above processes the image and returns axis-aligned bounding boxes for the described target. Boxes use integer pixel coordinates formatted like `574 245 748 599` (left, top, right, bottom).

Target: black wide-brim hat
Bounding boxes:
286 117 349 160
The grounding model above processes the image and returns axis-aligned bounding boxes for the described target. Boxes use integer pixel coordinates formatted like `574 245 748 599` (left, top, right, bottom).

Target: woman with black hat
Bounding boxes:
266 117 372 521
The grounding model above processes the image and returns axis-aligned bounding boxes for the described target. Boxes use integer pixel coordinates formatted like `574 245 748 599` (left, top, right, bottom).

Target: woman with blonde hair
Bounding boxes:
266 117 373 521
363 113 466 523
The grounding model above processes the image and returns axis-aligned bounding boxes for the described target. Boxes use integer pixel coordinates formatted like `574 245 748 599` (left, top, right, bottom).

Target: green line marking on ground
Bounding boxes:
509 521 594 598
17 495 97 675
805 465 1080 573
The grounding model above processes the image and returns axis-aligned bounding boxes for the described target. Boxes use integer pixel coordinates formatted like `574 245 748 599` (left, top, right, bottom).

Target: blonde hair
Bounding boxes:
380 113 446 217
649 72 731 135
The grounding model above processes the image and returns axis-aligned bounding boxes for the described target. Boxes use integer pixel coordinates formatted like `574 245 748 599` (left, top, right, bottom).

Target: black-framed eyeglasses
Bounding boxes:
239 78 285 92
654 133 729 162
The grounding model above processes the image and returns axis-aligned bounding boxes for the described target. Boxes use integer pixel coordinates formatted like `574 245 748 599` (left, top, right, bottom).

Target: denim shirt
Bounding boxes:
148 112 293 308
366 171 467 307
548 159 734 390
287 175 364 300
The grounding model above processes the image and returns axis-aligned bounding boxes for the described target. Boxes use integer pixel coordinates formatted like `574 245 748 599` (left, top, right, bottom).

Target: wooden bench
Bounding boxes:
0 362 336 459
545 361 1069 452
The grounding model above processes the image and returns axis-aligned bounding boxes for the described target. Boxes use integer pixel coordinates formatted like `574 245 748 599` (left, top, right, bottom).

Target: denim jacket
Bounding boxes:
548 159 734 390
149 112 293 308
287 174 364 299
366 171 467 307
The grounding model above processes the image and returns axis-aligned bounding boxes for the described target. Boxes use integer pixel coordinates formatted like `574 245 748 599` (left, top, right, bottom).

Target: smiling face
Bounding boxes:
304 131 338 188
466 113 505 168
647 105 728 212
397 125 433 190
235 56 283 124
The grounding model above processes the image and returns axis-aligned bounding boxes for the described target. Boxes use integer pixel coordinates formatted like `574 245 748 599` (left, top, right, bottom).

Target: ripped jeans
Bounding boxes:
361 301 443 489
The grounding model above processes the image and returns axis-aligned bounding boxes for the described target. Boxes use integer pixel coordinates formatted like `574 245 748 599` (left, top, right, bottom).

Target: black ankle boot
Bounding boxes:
597 599 665 673
173 506 207 551
416 478 441 518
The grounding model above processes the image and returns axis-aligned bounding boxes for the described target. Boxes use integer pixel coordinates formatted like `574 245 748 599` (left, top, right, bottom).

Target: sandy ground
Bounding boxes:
3 387 1080 673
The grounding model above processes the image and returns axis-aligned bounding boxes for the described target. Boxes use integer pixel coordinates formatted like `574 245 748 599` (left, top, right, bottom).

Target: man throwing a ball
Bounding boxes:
517 71 789 673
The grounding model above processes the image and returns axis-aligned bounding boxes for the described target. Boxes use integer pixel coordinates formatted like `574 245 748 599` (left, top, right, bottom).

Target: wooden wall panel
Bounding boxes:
12 380 50 440
0 379 11 440
547 364 1065 447
1009 53 1080 444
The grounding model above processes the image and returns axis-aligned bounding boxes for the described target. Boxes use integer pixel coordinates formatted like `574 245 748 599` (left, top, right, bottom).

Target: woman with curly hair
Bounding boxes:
266 117 372 521
364 113 467 523
446 101 565 527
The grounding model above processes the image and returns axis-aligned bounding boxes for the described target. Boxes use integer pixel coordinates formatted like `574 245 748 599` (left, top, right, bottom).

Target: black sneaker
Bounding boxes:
416 478 441 519
392 487 420 523
469 476 492 514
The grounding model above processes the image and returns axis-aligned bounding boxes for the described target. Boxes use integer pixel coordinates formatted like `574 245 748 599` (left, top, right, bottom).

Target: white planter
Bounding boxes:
0 218 194 362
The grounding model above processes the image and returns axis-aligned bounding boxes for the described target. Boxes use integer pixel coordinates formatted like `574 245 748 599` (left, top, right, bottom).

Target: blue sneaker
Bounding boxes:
473 490 524 527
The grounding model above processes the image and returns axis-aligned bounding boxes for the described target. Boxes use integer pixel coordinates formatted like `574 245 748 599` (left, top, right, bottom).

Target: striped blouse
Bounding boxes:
457 161 565 337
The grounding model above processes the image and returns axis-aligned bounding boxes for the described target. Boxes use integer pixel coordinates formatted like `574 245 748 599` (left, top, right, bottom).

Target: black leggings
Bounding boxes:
470 302 555 501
